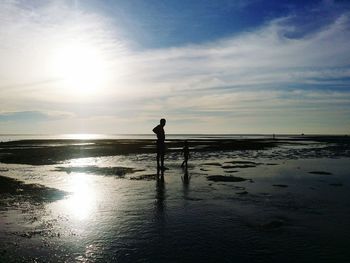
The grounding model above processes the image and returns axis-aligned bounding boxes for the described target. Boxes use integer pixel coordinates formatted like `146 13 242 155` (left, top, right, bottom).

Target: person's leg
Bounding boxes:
157 166 160 177
157 152 160 169
161 152 164 168
159 142 165 169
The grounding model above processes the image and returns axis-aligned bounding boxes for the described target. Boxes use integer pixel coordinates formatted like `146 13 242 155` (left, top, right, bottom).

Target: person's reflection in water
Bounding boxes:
153 169 166 249
181 167 191 199
182 167 191 185
155 168 166 214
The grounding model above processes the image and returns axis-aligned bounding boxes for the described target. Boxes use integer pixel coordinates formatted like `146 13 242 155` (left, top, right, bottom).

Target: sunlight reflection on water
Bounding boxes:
64 173 97 220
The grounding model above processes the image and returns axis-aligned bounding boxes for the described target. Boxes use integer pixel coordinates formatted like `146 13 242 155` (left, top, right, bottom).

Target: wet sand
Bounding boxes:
0 136 350 262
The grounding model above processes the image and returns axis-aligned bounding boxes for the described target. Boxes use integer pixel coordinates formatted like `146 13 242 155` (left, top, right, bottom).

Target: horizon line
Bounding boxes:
0 133 349 136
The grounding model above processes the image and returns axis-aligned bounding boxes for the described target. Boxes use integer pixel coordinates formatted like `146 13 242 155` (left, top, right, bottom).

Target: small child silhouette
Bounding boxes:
181 140 190 168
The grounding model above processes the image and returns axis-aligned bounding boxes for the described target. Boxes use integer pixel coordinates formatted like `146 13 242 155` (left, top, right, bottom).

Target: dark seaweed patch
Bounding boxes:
207 175 248 182
224 160 259 165
236 191 248 195
273 184 288 188
309 171 333 175
203 162 222 166
222 165 256 169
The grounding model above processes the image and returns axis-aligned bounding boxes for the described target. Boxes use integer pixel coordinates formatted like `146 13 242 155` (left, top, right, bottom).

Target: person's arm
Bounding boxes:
152 125 158 134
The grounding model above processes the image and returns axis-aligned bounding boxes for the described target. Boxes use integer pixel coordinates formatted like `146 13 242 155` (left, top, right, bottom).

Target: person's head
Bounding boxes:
184 140 188 146
160 118 166 127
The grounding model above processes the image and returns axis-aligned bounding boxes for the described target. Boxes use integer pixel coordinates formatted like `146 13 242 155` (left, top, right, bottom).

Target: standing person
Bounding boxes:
181 140 190 168
152 118 166 170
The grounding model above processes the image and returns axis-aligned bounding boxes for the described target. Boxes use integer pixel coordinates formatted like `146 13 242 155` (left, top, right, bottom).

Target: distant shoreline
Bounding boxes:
1 133 348 136
0 133 348 144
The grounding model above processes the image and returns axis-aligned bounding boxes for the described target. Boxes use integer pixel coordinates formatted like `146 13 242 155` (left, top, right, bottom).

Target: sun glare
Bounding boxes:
64 173 97 220
52 41 108 97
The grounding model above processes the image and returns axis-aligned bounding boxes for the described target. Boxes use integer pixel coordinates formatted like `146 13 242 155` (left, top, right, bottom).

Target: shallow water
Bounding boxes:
0 145 350 262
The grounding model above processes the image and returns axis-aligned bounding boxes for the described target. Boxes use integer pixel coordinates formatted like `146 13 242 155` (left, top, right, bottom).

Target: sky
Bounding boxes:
1 0 350 134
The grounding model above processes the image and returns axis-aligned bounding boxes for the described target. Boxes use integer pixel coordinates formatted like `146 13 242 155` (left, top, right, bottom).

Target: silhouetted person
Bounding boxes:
181 140 190 168
153 118 166 170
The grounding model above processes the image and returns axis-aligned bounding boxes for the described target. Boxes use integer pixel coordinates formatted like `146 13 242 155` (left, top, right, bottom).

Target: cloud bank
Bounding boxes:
1 1 350 134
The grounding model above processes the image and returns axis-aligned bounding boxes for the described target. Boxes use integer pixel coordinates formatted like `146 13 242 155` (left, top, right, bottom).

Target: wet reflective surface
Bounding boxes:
1 144 350 262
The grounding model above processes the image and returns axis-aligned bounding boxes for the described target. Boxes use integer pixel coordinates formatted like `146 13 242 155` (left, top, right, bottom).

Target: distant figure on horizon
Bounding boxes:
181 140 190 168
153 118 166 170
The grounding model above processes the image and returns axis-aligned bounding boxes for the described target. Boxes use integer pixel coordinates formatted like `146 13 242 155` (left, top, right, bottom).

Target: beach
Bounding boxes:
0 135 350 262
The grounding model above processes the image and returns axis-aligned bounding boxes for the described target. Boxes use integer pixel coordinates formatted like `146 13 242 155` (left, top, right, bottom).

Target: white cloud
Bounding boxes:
0 1 350 133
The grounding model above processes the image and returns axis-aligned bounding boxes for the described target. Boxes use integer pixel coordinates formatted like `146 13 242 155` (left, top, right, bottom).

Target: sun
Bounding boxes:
52 41 108 97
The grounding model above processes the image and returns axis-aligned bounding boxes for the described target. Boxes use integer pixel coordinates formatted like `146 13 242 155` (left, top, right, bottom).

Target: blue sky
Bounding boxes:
83 0 349 48
0 0 350 134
